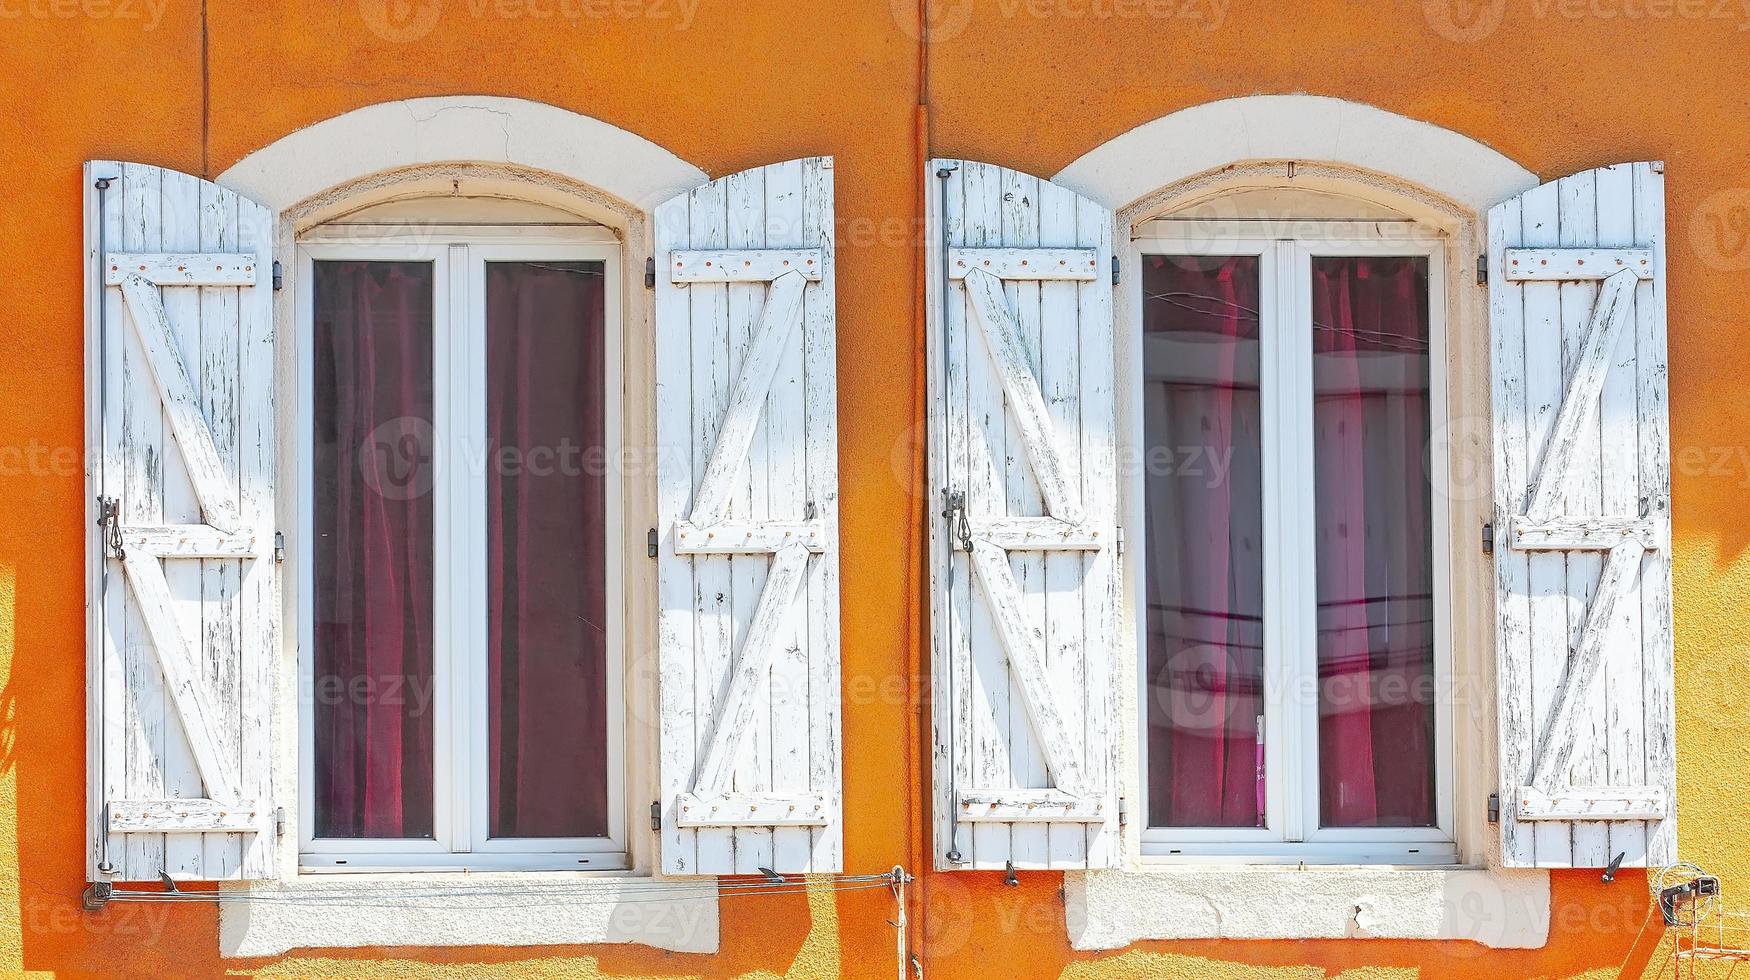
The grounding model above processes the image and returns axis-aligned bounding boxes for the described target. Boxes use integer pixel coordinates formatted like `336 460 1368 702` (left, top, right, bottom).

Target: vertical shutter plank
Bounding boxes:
1038 179 1087 869
800 159 841 871
1556 170 1610 866
120 162 168 880
687 173 736 874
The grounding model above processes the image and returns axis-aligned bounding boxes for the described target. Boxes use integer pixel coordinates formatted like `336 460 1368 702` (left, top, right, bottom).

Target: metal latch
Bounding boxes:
942 490 973 552
98 496 124 560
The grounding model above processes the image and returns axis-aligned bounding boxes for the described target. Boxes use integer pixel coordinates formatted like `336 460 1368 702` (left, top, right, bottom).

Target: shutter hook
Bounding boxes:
1002 861 1019 887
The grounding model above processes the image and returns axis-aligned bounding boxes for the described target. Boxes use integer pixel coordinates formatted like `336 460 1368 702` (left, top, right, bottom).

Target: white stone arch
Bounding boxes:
217 95 706 214
1053 94 1537 215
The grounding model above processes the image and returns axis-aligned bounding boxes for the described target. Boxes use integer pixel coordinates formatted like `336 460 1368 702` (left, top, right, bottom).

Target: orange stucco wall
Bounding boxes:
1 1 1747 977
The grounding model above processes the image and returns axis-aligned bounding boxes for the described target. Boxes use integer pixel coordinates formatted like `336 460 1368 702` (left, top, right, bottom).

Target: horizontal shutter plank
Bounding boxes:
962 517 1107 551
670 248 824 282
105 251 259 286
121 525 259 558
957 790 1106 823
1515 786 1666 821
948 247 1099 281
109 799 264 833
1502 247 1654 281
673 519 825 554
676 792 831 827
1509 516 1656 551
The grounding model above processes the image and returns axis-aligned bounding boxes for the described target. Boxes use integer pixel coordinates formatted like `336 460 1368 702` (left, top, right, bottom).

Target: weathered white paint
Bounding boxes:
655 158 841 875
1516 786 1667 821
105 252 258 286
1064 868 1551 949
1502 248 1654 281
216 96 705 213
672 520 826 554
670 249 824 282
1490 162 1675 869
1053 95 1538 212
218 876 719 957
86 162 277 882
110 799 265 834
948 248 1099 281
675 792 832 827
928 160 1119 871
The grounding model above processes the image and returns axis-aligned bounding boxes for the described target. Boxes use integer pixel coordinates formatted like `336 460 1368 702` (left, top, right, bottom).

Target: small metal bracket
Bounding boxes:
650 800 662 832
1482 522 1495 556
644 256 656 289
1111 254 1121 286
1487 792 1501 824
81 880 113 911
272 260 284 291
157 870 179 893
273 531 286 563
1476 253 1488 286
647 527 659 559
758 866 784 884
1002 861 1019 887
1601 851 1626 883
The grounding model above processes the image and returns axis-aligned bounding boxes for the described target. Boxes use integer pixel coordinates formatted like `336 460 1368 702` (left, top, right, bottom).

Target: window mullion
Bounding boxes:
444 242 480 855
1278 239 1320 844
1259 240 1291 842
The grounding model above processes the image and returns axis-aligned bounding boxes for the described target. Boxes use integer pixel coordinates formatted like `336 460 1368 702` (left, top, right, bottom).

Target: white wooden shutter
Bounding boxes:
654 157 841 875
84 162 279 881
1489 161 1675 869
927 159 1118 871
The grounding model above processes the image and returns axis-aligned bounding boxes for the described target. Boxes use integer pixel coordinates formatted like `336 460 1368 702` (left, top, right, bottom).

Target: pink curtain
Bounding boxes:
486 261 610 840
1311 256 1436 828
312 261 436 839
1143 255 1267 828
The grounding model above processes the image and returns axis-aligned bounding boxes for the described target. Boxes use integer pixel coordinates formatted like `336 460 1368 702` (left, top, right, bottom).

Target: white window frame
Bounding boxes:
1129 219 1457 865
294 226 628 873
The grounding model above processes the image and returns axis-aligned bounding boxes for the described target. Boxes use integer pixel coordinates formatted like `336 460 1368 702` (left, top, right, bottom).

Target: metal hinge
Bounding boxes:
1476 254 1488 286
650 800 662 832
644 256 656 289
97 496 123 560
272 260 283 291
1487 792 1501 824
1482 522 1495 556
1111 254 1121 286
647 527 659 559
274 806 286 836
1115 525 1125 557
273 531 286 563
1117 796 1129 828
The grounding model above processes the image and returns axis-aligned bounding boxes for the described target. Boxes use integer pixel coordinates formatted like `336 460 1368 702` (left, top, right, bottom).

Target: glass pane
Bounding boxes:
486 260 611 839
312 260 437 839
1310 255 1437 828
1143 255 1267 829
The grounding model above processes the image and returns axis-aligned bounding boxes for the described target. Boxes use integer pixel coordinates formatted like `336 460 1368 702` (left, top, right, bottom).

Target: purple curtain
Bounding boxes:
1143 255 1267 828
1311 256 1436 828
486 261 610 839
312 260 436 839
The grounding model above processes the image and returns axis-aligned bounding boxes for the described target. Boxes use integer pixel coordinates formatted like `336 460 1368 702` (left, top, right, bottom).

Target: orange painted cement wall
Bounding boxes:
1 1 1747 977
